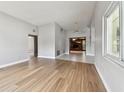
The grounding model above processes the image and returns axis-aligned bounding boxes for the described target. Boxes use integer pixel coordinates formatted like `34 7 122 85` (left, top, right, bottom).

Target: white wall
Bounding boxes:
0 11 37 66
38 23 55 58
94 1 124 91
55 23 66 57
38 22 66 58
65 27 91 55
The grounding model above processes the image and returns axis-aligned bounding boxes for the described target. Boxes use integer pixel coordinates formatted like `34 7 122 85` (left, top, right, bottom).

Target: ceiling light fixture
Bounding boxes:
72 38 76 41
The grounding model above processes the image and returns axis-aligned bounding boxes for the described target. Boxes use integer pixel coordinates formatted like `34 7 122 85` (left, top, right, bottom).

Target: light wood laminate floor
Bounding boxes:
0 58 106 92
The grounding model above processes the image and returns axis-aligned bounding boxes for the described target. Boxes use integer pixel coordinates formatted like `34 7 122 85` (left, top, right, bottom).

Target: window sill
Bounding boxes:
104 55 124 68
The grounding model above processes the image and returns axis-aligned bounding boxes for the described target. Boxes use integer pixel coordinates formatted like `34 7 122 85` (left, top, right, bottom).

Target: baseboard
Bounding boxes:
55 53 65 58
95 63 111 92
0 58 29 69
38 56 55 59
65 52 69 54
86 54 95 56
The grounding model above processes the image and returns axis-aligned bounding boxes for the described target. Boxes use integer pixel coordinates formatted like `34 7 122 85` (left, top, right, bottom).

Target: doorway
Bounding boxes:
28 34 38 57
69 37 86 53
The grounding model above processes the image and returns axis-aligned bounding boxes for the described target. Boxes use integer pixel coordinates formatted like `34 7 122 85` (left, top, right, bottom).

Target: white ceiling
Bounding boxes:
0 1 96 31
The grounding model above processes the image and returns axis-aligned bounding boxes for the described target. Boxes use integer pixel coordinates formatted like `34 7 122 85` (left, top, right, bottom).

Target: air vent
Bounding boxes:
57 50 60 56
33 29 35 32
61 28 63 31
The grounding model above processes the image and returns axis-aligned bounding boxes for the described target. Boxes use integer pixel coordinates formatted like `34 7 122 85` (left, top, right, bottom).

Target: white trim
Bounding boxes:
64 52 69 54
103 1 124 66
102 15 105 56
95 63 111 92
120 1 124 61
0 59 29 69
38 56 55 59
55 53 65 58
104 55 124 68
86 53 95 56
104 2 120 57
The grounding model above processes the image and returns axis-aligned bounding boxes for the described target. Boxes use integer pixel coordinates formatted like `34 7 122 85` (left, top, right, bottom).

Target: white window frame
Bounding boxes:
103 1 124 67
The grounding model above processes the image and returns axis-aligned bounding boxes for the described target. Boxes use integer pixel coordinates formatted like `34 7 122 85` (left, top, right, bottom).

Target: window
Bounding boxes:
103 2 124 64
106 5 120 57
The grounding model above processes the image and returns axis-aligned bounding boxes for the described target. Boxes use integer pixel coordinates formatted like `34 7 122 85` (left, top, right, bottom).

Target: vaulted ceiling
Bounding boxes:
0 1 96 30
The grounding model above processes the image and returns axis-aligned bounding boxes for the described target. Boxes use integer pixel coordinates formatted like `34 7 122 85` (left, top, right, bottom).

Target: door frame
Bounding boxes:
28 34 38 57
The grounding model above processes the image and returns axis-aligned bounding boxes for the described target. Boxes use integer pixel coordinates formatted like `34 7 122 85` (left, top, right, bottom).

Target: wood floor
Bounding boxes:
0 58 106 92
